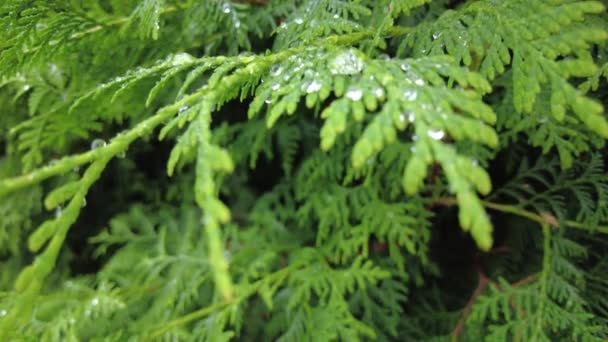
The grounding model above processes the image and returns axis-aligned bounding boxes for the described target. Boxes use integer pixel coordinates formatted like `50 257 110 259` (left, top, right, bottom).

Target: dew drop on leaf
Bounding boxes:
0 309 6 317
178 106 188 114
373 88 385 98
428 129 445 140
91 139 107 150
306 80 322 93
55 206 62 218
91 297 99 306
346 86 363 101
294 17 304 25
222 3 231 13
330 49 364 75
82 198 87 208
272 83 281 91
270 65 283 76
170 53 195 66
403 89 418 101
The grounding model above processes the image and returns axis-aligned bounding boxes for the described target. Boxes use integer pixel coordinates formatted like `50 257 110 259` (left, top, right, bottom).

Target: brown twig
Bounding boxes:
451 265 490 340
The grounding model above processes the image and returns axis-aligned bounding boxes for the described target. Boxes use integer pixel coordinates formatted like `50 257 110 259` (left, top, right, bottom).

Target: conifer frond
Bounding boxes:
1 0 608 340
401 0 608 140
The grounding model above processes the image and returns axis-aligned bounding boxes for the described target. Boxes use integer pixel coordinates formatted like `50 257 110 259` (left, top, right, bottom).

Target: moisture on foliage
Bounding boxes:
1 0 608 341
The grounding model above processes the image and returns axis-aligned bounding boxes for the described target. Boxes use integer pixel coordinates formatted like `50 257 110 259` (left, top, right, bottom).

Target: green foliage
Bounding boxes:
1 0 608 340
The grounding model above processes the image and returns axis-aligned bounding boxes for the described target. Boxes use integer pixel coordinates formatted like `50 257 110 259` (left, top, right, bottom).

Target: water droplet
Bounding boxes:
0 309 6 317
91 297 99 306
234 20 241 29
306 80 322 93
373 88 384 98
222 3 231 13
81 198 87 208
410 145 417 153
90 139 106 150
428 129 445 140
265 97 272 104
400 63 410 71
412 135 419 142
178 106 188 114
22 84 31 92
330 49 365 75
378 53 390 60
333 14 340 19
272 83 281 91
270 65 283 76
432 32 441 40
170 52 195 66
294 17 304 24
345 86 363 101
399 114 406 122
415 79 425 86
408 112 415 122
403 89 417 101
55 206 62 218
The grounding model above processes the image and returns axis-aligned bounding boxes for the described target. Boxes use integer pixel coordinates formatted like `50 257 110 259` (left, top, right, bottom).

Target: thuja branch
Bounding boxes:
0 94 195 198
0 27 412 198
148 264 296 338
435 197 608 234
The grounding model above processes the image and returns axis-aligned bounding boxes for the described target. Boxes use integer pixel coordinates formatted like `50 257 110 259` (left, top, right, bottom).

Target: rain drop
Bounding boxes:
222 3 231 13
306 80 322 93
81 198 87 208
178 106 188 114
373 88 385 98
399 114 406 122
170 52 195 66
432 32 441 40
329 49 364 75
294 17 304 25
400 63 410 71
90 139 106 150
428 129 445 140
272 83 281 91
408 112 415 122
270 65 283 76
265 97 272 104
55 206 62 218
403 89 418 101
345 86 363 101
